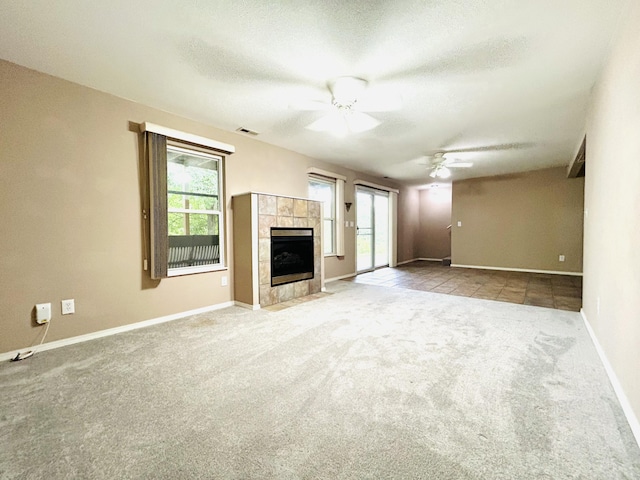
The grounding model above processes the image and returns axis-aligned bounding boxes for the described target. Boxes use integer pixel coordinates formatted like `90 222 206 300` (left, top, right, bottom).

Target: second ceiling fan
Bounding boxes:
425 153 473 178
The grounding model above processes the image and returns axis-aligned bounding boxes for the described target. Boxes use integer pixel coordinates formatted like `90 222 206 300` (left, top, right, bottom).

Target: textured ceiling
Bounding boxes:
0 1 628 186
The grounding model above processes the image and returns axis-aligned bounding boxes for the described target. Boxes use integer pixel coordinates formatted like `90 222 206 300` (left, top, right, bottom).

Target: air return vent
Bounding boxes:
236 127 259 136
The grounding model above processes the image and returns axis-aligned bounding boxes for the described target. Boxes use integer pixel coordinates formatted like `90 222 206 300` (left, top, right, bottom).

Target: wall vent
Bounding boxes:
236 127 259 136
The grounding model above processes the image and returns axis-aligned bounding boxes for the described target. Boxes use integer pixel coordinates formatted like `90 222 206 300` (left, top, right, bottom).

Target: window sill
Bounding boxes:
168 265 228 277
324 253 337 258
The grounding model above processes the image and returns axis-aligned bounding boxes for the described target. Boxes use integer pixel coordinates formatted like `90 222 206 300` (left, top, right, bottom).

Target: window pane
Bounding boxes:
168 193 218 211
308 180 334 220
168 212 186 236
167 148 220 205
188 213 219 235
167 213 219 236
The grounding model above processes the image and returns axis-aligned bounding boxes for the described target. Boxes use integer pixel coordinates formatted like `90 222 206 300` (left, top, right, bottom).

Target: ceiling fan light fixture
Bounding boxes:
330 76 368 106
429 165 452 179
303 76 384 136
438 166 451 178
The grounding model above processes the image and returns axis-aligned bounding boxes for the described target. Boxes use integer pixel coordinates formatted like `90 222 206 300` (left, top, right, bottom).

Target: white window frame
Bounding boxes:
141 122 234 278
166 142 225 277
307 168 346 257
309 176 337 255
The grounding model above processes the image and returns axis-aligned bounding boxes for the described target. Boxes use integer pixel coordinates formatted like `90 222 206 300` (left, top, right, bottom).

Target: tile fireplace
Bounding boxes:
232 193 323 308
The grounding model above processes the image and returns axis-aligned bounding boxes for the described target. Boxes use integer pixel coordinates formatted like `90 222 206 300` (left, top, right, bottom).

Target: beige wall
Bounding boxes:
583 2 640 426
418 186 452 260
451 167 584 272
396 186 420 263
0 60 400 353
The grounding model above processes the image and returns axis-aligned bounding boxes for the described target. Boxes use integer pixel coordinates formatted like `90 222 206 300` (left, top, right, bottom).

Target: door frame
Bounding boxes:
355 185 390 274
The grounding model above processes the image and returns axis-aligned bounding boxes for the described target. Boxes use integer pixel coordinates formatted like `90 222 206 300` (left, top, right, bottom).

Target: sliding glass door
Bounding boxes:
356 187 389 273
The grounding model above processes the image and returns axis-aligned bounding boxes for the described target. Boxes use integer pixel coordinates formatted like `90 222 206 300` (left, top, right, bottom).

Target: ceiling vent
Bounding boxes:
568 136 586 178
236 127 259 136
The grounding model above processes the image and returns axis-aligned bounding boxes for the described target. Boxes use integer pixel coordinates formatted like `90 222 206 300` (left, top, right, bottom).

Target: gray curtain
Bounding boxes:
147 132 168 279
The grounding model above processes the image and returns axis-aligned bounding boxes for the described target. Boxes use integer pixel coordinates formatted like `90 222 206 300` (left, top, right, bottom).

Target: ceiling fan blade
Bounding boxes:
346 111 380 133
353 93 402 112
441 142 536 155
289 100 331 111
413 155 434 165
306 112 344 132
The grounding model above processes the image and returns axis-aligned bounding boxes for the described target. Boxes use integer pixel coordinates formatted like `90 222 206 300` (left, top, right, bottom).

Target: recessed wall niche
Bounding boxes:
232 193 323 308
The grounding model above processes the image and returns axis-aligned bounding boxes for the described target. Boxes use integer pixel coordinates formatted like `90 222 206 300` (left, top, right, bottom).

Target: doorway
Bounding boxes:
356 187 389 273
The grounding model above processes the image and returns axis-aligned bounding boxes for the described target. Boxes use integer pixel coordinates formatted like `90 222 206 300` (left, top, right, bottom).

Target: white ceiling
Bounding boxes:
0 1 628 186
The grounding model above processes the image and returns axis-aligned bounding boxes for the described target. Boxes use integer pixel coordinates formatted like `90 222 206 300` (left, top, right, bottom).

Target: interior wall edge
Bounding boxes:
581 309 640 448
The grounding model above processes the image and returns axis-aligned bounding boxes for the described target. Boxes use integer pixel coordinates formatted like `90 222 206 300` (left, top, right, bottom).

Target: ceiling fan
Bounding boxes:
292 76 398 137
421 152 473 179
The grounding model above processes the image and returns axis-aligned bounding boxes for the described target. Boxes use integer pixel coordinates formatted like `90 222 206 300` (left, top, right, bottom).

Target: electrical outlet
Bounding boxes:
559 255 565 262
61 299 75 315
221 276 228 287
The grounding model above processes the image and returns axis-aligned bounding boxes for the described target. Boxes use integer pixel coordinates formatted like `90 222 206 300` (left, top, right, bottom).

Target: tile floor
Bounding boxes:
344 261 582 312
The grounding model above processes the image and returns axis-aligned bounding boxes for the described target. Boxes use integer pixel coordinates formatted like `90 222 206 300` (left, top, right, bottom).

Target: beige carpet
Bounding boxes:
1 281 638 479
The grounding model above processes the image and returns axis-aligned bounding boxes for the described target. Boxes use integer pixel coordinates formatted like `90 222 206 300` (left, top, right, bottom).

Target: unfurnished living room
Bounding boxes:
1 1 639 479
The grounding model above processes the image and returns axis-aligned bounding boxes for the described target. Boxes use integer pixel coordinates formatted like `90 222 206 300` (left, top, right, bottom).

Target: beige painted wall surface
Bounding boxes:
397 187 420 263
418 187 452 260
0 60 399 353
231 194 254 306
583 2 640 425
451 167 584 272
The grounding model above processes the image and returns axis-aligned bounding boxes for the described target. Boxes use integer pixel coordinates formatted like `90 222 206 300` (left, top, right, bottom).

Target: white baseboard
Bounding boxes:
398 258 445 265
451 264 583 276
1 301 235 361
325 272 357 283
581 309 640 448
396 258 419 266
234 301 260 310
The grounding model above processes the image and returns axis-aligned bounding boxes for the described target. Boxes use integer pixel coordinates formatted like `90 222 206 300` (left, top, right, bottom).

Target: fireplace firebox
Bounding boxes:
271 228 314 286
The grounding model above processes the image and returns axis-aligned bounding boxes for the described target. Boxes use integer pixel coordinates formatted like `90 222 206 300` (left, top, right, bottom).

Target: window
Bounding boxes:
166 144 223 273
309 177 336 255
142 122 234 279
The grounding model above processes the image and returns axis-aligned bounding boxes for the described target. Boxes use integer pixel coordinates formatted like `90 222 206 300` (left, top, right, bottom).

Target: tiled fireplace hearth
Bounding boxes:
232 193 323 308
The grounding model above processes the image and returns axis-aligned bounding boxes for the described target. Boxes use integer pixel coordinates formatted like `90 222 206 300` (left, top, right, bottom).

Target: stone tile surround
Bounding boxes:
257 194 322 307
